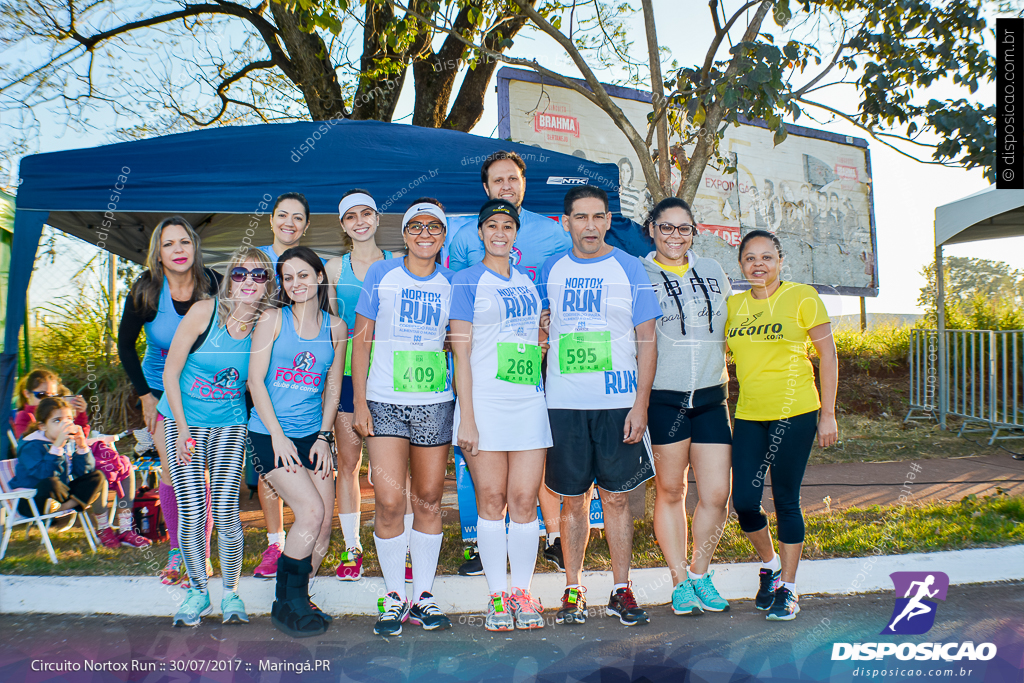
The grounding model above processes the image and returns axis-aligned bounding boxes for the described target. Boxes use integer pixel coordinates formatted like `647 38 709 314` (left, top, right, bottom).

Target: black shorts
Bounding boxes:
338 375 355 414
545 408 655 497
248 431 322 475
648 389 733 446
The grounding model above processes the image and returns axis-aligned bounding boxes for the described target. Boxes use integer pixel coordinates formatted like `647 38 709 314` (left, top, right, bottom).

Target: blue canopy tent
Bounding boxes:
3 119 646 430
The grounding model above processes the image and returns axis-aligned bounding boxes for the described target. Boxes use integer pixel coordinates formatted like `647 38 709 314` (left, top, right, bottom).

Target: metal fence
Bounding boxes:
906 329 1024 444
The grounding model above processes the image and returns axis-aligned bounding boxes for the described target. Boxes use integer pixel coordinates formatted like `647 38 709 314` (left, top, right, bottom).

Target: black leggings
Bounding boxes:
17 471 105 518
731 409 818 544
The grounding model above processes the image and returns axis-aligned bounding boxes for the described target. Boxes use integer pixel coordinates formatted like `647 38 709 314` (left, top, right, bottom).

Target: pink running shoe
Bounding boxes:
119 528 153 548
160 549 185 586
97 526 121 549
335 547 364 581
254 543 282 579
405 550 413 583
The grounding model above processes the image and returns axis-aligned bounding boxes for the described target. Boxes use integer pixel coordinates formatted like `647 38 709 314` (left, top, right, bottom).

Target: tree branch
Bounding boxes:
700 0 761 86
180 59 277 126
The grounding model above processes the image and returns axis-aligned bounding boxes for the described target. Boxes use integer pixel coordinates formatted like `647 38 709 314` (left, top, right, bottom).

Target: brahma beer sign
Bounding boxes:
497 67 879 296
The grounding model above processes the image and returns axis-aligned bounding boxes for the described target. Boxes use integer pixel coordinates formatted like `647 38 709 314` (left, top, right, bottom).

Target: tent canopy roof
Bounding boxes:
16 119 624 265
934 185 1024 246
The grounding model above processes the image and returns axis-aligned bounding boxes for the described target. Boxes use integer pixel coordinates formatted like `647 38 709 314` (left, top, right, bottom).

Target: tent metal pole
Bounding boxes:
936 243 946 429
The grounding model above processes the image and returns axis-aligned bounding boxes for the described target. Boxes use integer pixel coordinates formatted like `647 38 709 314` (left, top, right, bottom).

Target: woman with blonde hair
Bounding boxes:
158 246 275 627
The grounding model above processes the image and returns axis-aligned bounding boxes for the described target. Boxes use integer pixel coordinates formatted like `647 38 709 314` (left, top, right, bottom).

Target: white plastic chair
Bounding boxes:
0 459 98 564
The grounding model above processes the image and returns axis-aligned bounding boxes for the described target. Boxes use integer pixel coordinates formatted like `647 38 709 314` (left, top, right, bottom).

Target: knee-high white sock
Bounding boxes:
403 513 415 551
338 512 361 551
476 517 508 595
117 509 134 533
508 518 540 591
374 533 407 601
410 529 443 601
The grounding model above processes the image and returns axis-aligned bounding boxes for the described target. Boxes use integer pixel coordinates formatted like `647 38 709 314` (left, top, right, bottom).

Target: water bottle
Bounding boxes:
141 507 150 534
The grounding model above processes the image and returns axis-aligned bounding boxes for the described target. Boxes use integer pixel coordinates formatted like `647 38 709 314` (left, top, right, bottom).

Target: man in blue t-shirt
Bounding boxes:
445 151 571 282
446 151 573 578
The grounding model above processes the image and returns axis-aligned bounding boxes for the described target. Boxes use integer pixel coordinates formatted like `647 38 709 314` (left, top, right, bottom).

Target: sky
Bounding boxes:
7 0 1019 317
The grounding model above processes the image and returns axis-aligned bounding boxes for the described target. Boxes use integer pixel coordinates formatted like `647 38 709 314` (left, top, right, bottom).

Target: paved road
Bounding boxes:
1 582 1021 682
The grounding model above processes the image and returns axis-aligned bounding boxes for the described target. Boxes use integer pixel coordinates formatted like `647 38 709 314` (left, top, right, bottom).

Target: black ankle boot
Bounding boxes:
270 554 329 638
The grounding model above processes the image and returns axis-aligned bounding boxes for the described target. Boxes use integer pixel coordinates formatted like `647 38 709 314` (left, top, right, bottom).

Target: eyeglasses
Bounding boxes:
655 222 696 236
405 222 446 235
230 267 271 283
32 391 57 399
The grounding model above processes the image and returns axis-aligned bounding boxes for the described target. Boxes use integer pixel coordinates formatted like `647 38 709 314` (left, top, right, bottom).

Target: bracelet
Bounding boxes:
316 430 335 445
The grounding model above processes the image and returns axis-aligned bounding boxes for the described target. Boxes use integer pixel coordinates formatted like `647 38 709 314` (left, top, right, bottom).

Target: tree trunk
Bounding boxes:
411 2 477 128
269 2 348 120
352 1 409 121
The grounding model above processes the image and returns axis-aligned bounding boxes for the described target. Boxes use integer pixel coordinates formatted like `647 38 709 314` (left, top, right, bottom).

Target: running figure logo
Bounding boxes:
293 351 316 372
881 571 949 635
213 367 240 387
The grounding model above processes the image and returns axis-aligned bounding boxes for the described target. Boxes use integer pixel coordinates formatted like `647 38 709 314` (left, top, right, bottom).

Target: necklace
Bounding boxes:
230 312 257 331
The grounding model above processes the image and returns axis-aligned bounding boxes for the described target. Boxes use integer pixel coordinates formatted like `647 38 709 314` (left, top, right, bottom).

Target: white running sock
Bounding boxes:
546 531 560 544
95 511 110 529
476 517 508 595
403 513 415 551
373 533 407 601
612 582 628 592
117 510 133 533
782 581 797 594
410 529 443 601
338 512 361 551
688 570 705 581
508 519 540 591
267 532 284 548
761 554 781 572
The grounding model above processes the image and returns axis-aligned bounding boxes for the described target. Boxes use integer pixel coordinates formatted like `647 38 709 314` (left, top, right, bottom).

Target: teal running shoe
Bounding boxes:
173 588 212 627
221 591 249 624
692 570 730 612
671 579 703 616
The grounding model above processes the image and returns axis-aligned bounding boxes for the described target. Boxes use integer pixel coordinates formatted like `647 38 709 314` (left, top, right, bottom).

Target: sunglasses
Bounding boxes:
405 222 446 236
231 267 271 284
655 222 696 236
32 391 57 399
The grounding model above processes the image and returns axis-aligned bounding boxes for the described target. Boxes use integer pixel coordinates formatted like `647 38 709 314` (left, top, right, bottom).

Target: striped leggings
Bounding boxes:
164 418 247 593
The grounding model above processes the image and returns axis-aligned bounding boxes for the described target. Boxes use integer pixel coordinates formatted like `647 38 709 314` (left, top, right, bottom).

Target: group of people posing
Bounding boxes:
11 150 838 640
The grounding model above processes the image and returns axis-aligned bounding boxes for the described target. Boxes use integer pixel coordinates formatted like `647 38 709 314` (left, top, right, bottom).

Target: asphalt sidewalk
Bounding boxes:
235 453 1024 530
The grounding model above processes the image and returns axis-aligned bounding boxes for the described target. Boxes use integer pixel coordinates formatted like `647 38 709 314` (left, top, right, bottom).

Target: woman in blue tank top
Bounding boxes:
159 246 276 629
248 246 347 638
324 189 393 581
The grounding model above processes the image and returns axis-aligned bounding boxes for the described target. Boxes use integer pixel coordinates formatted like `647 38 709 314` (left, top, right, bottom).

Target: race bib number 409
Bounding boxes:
393 350 446 392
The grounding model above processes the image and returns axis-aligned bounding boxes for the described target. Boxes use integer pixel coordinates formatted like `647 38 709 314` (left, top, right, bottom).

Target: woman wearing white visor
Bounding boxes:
352 198 455 635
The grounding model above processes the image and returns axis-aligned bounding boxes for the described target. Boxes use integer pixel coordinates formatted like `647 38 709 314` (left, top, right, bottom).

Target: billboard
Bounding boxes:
497 67 879 296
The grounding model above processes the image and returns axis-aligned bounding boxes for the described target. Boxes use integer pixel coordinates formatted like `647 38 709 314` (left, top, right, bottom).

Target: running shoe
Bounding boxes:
118 528 153 548
458 545 484 576
254 543 283 579
484 592 514 631
692 570 730 612
97 526 121 549
405 550 413 582
335 547 364 581
555 587 587 625
160 548 186 586
221 591 249 624
374 592 410 636
508 587 545 629
173 588 212 627
542 538 565 572
671 580 703 616
607 583 650 626
756 568 781 611
766 586 800 621
408 591 453 631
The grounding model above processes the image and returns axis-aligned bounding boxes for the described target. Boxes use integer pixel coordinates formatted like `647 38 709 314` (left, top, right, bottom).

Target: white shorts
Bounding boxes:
454 393 553 452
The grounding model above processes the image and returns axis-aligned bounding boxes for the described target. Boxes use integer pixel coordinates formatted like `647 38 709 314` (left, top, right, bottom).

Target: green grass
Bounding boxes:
3 492 1021 577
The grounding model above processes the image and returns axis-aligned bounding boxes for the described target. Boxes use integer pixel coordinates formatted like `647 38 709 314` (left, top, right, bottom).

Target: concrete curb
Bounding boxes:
2 545 1022 616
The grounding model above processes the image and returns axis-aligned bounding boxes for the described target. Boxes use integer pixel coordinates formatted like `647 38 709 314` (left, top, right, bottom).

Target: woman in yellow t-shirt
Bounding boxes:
726 229 838 622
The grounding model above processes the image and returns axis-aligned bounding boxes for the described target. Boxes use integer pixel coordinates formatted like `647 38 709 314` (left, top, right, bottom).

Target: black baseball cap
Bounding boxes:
477 199 520 228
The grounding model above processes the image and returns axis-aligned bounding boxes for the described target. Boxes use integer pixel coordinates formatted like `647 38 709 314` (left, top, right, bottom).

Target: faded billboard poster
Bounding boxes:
503 72 878 294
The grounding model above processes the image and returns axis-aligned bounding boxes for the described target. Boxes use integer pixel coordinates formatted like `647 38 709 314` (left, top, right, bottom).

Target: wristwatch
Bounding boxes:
316 430 335 445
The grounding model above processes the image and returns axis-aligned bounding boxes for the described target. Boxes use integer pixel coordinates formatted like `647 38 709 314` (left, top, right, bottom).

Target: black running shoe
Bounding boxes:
766 586 800 621
756 568 781 611
555 587 587 625
607 583 650 626
408 592 453 631
458 545 484 576
542 538 565 572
